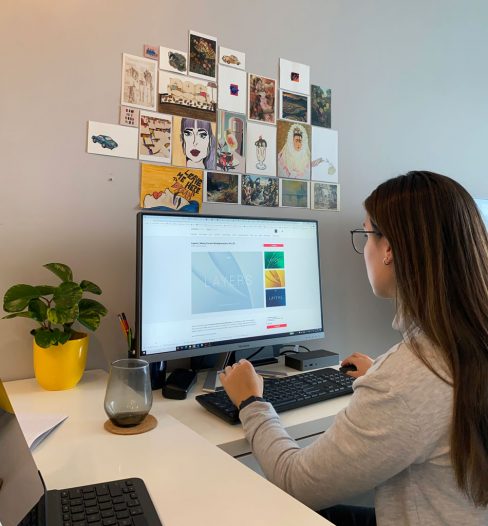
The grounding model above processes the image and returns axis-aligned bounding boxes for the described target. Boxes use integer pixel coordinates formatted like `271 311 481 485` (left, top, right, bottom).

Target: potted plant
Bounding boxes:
2 263 108 390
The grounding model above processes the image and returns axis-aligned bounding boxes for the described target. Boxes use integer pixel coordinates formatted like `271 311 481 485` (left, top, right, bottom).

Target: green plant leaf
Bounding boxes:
53 282 82 309
37 285 56 296
80 280 102 295
77 312 101 331
79 298 108 317
2 311 36 320
34 328 55 348
58 331 72 344
28 299 48 322
3 284 40 313
44 263 73 283
47 305 78 325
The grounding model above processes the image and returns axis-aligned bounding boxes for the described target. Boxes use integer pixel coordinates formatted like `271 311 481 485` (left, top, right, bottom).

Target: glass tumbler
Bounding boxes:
104 358 153 427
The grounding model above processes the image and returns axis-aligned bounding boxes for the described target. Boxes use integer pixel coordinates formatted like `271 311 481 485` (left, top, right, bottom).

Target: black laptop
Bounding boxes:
0 379 162 526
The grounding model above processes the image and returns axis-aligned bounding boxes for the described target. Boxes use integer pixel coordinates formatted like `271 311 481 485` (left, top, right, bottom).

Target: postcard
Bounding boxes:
219 46 245 70
205 171 240 204
246 121 276 177
143 45 159 61
312 181 340 211
279 179 309 208
280 90 310 123
140 163 203 213
218 65 247 114
158 71 217 113
87 121 138 159
216 111 246 173
248 73 277 124
119 106 139 127
121 53 157 111
311 127 338 182
159 46 187 74
138 111 172 163
188 30 217 81
172 116 216 170
311 84 331 128
277 120 311 179
279 59 310 95
241 174 279 207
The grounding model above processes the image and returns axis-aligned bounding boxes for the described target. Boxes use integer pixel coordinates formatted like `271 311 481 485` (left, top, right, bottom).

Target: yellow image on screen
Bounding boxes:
265 269 285 288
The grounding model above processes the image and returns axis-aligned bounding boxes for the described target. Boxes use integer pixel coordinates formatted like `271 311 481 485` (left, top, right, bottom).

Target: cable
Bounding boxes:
279 344 311 356
243 346 265 361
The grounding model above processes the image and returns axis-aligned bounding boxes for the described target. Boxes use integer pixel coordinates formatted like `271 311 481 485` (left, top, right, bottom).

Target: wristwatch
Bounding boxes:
238 395 265 411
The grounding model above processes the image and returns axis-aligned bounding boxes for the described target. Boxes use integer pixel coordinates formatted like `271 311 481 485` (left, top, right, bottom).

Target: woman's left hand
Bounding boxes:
219 359 264 408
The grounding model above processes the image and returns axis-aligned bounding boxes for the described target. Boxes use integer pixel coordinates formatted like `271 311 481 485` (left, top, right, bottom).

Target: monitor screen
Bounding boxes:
136 212 324 362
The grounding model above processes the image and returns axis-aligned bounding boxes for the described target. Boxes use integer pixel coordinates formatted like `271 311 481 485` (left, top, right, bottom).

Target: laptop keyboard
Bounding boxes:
59 478 159 526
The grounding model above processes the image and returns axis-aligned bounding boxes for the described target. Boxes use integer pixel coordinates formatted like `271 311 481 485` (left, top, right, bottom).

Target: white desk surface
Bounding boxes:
5 368 347 526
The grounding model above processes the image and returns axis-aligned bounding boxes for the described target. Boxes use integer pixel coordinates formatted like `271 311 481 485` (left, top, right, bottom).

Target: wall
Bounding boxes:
1 0 487 380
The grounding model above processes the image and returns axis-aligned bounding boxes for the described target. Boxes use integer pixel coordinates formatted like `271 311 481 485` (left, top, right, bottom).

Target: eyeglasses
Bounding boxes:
350 228 382 254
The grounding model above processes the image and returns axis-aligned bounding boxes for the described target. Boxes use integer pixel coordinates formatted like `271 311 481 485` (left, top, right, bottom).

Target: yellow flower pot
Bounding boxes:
33 332 89 390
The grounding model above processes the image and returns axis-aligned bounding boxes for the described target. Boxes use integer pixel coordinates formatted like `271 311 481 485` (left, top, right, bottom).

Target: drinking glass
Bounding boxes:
104 358 152 427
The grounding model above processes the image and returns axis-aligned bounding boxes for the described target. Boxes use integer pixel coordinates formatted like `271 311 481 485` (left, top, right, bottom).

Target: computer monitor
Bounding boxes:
136 212 324 364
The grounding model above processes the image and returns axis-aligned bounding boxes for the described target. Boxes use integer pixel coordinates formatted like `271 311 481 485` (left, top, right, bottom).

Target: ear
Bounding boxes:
384 240 393 265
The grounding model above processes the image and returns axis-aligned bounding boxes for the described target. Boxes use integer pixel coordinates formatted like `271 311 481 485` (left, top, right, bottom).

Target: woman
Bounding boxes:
180 118 215 169
220 171 488 525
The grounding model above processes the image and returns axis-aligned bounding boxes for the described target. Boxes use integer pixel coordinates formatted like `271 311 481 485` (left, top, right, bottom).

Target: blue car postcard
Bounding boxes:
87 121 138 159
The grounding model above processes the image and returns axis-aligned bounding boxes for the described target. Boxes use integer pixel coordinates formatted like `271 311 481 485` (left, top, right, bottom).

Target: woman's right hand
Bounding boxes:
341 352 374 378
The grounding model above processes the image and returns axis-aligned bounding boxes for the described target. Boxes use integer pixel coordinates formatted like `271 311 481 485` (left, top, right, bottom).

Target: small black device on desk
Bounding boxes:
162 368 197 400
196 367 354 424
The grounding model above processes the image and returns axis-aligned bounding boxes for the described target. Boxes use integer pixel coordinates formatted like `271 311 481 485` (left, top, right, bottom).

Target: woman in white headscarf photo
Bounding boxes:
277 123 311 179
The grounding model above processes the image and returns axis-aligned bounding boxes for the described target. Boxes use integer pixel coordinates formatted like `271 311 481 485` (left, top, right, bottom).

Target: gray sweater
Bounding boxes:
240 335 488 525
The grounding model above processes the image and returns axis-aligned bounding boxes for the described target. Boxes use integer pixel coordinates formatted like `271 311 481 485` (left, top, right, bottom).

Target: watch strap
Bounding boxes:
238 395 265 411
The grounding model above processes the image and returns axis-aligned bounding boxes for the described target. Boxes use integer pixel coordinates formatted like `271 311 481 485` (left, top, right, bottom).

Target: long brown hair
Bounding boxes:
364 171 488 507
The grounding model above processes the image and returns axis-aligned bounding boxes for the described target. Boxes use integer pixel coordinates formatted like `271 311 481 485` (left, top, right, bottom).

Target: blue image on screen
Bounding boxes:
192 252 264 314
266 288 286 308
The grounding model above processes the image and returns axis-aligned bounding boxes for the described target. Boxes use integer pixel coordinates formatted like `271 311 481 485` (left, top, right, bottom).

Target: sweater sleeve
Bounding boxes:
239 373 424 510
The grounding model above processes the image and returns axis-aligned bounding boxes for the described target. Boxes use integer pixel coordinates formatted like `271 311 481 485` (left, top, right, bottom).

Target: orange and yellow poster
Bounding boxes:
140 163 203 213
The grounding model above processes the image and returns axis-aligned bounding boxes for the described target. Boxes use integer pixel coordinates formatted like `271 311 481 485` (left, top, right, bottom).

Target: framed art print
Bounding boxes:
276 120 311 179
218 65 247 114
246 121 276 177
219 46 245 70
311 127 338 182
121 53 157 111
312 181 340 211
248 73 277 124
279 178 309 208
138 111 172 163
159 46 187 74
87 121 138 159
279 59 310 95
280 90 310 123
311 84 331 128
188 30 217 81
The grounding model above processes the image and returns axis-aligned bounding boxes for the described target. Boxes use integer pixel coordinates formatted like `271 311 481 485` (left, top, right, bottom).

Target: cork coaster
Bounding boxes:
104 414 158 435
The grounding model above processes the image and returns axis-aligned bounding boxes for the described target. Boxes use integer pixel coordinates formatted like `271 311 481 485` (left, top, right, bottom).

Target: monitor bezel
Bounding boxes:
135 211 324 363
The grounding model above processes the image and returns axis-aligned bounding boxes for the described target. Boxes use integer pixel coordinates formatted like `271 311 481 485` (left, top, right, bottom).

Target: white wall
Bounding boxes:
1 0 487 380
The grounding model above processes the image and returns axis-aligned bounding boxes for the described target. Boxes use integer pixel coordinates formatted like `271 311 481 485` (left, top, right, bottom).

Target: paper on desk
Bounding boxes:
16 413 68 450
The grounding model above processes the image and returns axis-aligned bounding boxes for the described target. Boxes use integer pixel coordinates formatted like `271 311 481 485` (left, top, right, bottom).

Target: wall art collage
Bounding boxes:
87 30 338 213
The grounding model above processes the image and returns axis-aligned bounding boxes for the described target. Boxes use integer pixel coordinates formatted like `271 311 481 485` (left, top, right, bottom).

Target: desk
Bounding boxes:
5 369 350 526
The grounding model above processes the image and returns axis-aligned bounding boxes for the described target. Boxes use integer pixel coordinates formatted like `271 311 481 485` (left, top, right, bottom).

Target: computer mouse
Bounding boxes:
339 363 357 374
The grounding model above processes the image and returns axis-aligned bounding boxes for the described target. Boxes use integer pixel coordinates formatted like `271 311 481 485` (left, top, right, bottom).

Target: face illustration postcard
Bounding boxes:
159 46 188 74
219 46 245 70
311 127 338 182
248 73 277 124
279 59 310 95
218 65 247 114
121 53 157 111
246 121 276 177
87 121 138 159
276 120 311 179
188 30 217 81
172 116 217 170
205 171 240 204
138 111 172 164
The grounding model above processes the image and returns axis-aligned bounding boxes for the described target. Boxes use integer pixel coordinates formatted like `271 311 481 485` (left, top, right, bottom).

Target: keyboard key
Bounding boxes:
102 519 116 526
